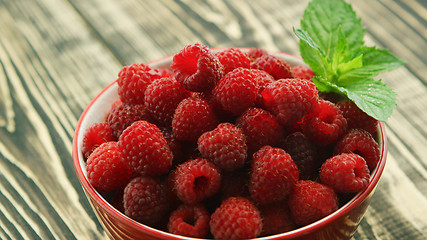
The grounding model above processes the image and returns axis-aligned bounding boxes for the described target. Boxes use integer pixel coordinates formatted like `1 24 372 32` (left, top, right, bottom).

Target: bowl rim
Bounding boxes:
72 48 388 240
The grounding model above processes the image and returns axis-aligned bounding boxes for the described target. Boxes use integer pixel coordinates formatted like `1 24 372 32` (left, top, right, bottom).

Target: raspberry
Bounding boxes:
172 97 219 142
144 77 190 126
337 100 378 135
302 99 347 146
212 67 259 116
171 43 224 92
167 204 210 238
123 176 170 226
107 103 154 139
118 120 173 176
81 122 114 159
87 142 132 193
251 54 293 80
259 201 296 236
173 158 221 204
215 48 251 74
292 65 315 80
288 180 339 226
198 123 247 171
320 153 370 193
117 63 163 104
262 78 319 126
247 48 268 62
236 108 283 154
210 197 262 239
249 69 275 108
281 132 319 180
334 129 381 171
249 146 299 205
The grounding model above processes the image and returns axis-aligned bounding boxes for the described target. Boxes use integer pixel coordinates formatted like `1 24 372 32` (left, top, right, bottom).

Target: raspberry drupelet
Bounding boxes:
212 67 260 116
210 196 263 239
320 153 370 193
215 47 251 74
86 141 132 193
144 77 191 127
81 122 114 160
292 65 315 80
123 176 170 227
262 78 319 126
337 100 378 135
288 180 339 226
172 97 219 142
236 107 283 154
171 43 224 92
173 158 221 205
117 63 163 104
167 204 210 238
251 54 294 80
334 128 381 171
302 99 347 146
107 103 154 139
198 122 248 171
249 146 299 205
118 120 173 176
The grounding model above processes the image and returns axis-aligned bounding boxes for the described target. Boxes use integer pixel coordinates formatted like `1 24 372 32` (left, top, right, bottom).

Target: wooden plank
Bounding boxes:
0 0 120 238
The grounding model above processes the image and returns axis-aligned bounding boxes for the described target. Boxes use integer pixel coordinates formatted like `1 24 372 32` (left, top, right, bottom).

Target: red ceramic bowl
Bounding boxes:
73 49 387 240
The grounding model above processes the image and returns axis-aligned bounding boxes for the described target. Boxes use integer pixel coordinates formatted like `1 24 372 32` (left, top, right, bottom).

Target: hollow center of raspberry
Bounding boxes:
194 176 209 193
183 214 197 226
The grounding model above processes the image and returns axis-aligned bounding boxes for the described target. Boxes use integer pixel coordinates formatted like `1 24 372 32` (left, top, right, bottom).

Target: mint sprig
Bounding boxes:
294 0 404 121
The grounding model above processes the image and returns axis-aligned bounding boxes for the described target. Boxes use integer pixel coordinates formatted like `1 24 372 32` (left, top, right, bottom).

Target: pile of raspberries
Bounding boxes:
82 43 381 239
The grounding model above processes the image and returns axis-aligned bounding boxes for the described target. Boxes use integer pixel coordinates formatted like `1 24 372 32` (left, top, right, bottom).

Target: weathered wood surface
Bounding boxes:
0 0 426 239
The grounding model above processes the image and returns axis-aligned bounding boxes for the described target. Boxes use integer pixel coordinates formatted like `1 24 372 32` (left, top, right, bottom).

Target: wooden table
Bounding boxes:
1 0 426 239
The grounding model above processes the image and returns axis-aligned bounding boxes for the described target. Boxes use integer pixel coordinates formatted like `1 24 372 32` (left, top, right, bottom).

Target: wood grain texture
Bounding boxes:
0 0 426 239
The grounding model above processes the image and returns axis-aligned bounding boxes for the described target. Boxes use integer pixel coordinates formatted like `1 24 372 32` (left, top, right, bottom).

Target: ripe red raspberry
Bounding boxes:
117 63 163 104
292 65 315 80
337 100 378 135
281 132 319 180
302 99 347 146
210 197 262 239
249 146 299 205
123 176 170 226
259 201 296 236
320 153 370 193
173 158 221 204
118 120 173 176
172 97 219 142
215 48 251 74
334 129 381 171
236 108 283 154
87 142 132 193
247 48 268 62
251 69 275 108
107 103 154 139
288 180 339 226
262 78 319 126
171 43 224 92
167 204 210 238
212 67 259 116
81 122 114 159
198 123 248 171
144 77 190 126
251 54 293 80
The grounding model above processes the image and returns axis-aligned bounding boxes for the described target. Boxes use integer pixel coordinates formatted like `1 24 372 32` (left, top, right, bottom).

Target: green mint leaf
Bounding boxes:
293 28 325 56
298 36 330 77
336 78 397 121
300 0 365 60
338 46 405 83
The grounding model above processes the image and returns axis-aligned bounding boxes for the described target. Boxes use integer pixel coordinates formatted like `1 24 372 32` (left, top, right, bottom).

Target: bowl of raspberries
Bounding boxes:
73 43 387 240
